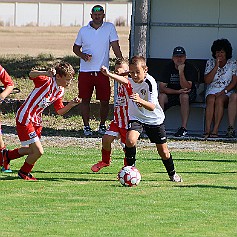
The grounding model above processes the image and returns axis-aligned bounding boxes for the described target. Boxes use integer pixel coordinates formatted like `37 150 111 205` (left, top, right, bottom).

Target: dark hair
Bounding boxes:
55 62 75 77
211 38 232 59
129 55 147 68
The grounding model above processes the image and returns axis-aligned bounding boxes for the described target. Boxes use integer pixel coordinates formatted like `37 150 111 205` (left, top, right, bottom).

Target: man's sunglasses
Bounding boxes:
92 6 104 12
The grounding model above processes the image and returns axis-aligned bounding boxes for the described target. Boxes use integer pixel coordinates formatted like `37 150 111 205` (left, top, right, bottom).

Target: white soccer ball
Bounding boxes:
117 166 141 187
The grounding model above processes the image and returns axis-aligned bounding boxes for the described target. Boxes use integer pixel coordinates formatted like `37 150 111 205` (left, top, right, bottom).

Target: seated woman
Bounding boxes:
226 89 237 138
204 38 237 138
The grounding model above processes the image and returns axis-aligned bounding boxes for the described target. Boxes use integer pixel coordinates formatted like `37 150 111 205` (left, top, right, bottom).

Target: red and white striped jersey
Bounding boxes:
0 65 14 87
16 76 65 126
113 82 132 129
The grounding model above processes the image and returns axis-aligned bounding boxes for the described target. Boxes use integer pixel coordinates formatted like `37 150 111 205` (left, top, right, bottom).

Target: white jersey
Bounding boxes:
128 73 165 125
74 21 119 72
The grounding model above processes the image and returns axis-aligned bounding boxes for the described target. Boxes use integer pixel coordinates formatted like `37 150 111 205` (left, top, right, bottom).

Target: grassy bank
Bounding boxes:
0 54 117 102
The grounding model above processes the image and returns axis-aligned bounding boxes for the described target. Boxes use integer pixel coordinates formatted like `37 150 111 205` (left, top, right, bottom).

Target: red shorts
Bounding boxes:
16 122 42 146
78 71 111 101
105 120 127 148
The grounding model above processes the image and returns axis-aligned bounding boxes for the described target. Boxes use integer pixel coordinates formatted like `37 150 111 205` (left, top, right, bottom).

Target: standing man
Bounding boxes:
158 46 197 137
73 5 123 136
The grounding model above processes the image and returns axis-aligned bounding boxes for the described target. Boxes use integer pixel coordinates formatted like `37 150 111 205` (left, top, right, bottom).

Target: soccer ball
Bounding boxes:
117 166 141 187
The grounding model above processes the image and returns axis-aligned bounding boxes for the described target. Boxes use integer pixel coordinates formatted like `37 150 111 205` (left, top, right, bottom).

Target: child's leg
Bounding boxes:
101 134 115 163
91 134 115 172
120 128 127 166
125 130 140 166
156 143 182 182
19 141 43 175
156 143 175 176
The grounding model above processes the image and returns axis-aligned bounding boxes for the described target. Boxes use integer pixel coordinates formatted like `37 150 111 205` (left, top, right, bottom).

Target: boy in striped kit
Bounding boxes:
2 62 81 180
0 65 14 172
91 59 132 172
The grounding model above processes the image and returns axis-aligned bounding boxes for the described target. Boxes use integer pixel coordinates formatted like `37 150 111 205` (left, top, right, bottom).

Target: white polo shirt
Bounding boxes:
74 21 119 72
128 74 165 126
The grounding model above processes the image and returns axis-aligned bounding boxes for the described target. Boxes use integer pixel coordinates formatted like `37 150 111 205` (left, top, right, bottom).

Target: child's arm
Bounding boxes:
0 85 14 101
130 93 155 111
29 68 56 78
57 97 82 115
100 66 129 85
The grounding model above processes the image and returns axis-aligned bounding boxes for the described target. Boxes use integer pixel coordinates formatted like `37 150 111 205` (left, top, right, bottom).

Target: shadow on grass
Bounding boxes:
179 184 237 190
141 157 237 163
2 124 103 138
0 174 115 182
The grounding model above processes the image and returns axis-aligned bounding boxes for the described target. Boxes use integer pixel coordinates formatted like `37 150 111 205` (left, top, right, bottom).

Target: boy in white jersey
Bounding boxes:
2 62 81 181
91 59 133 172
125 55 182 182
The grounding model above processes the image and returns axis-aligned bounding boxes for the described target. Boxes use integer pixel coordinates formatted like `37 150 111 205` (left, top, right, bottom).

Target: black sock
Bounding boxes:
162 154 175 176
125 145 136 166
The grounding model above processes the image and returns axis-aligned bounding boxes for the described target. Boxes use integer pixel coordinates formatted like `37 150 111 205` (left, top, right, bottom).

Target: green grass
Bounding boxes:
0 147 236 237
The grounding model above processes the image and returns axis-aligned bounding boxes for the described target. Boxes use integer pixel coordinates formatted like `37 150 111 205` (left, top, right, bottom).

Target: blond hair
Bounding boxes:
55 62 75 78
115 58 129 66
129 55 147 68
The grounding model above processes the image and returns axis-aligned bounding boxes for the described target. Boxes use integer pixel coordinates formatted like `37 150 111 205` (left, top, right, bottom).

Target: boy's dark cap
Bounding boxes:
173 46 186 56
91 5 104 13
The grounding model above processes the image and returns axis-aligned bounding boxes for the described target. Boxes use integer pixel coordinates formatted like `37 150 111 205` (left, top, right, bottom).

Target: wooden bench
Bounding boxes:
146 58 236 134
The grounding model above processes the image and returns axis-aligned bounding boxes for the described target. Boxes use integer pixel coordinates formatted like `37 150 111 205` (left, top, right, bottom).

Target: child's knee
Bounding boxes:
158 149 170 160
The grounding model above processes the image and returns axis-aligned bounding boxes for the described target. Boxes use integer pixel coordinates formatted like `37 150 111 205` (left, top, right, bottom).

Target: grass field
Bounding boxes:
0 26 236 237
1 146 236 237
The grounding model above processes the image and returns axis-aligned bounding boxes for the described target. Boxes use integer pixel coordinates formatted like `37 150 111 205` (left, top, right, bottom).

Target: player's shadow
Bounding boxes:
1 124 103 138
1 169 116 182
178 184 237 190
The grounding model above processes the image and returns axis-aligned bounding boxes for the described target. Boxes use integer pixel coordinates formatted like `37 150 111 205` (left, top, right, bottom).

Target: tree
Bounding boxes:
130 0 149 58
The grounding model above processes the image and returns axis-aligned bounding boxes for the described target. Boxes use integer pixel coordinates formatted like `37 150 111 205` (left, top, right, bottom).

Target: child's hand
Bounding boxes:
100 66 109 76
130 93 142 107
69 97 82 107
47 68 56 77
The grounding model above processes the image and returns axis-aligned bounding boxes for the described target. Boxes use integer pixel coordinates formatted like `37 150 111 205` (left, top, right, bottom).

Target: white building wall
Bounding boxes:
0 3 15 26
148 0 237 59
0 2 132 27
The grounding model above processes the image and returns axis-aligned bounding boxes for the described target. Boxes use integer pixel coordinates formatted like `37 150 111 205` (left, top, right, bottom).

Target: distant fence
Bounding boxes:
0 2 132 27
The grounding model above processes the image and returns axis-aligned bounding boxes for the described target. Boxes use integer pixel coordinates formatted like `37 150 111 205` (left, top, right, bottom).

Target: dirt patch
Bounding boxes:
2 132 237 154
0 26 130 58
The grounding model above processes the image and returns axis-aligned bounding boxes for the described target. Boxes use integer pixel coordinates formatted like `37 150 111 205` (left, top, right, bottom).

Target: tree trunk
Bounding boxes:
130 0 150 58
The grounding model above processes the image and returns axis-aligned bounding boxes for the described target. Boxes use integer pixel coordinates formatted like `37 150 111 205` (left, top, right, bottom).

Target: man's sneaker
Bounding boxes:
83 126 93 136
18 170 37 181
174 127 188 137
98 125 107 135
0 149 10 171
91 161 110 172
226 126 235 138
169 173 183 182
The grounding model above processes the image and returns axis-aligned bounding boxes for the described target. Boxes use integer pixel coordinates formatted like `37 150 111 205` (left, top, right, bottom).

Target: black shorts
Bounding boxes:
128 120 167 144
164 87 197 111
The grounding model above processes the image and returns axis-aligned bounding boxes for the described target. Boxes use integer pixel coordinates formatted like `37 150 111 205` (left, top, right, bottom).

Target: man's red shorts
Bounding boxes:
78 71 111 101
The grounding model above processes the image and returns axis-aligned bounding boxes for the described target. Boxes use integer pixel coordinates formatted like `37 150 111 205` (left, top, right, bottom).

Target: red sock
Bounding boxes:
101 148 111 164
0 147 6 166
8 148 23 160
20 161 34 174
123 158 128 166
